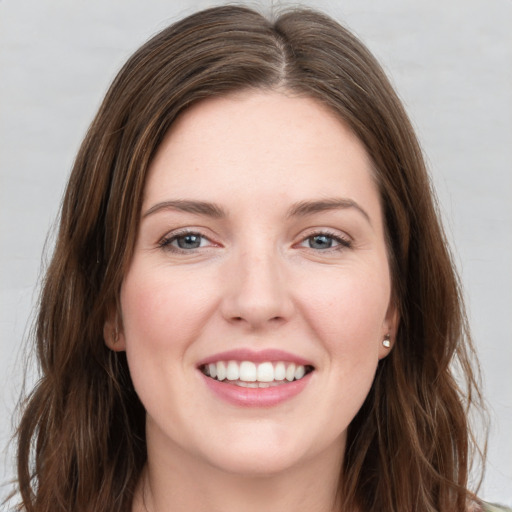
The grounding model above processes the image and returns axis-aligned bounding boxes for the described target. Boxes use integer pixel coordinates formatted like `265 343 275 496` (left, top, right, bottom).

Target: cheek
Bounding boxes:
309 268 389 413
119 265 214 417
297 264 391 348
120 264 216 352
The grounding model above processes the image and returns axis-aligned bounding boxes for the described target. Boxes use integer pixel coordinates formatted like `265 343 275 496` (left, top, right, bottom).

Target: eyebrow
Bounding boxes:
143 200 227 219
287 198 371 224
142 197 371 224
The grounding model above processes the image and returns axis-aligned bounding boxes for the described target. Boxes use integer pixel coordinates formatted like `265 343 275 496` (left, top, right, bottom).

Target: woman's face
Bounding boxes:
110 90 396 477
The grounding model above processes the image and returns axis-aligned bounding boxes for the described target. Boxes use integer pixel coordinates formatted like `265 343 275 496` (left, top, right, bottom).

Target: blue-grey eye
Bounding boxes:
308 234 336 249
174 233 203 249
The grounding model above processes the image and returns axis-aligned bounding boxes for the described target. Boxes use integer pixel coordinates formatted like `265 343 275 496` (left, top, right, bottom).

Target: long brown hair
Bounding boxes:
13 5 485 511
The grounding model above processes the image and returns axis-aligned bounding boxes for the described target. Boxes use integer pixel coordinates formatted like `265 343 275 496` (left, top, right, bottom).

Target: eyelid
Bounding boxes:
295 228 352 250
156 226 352 254
157 228 217 252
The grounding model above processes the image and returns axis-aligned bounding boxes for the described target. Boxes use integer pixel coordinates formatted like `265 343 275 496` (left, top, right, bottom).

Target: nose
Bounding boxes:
220 248 295 329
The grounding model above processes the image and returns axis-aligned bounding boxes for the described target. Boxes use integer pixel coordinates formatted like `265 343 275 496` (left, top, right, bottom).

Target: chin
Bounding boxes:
205 448 303 477
194 425 340 478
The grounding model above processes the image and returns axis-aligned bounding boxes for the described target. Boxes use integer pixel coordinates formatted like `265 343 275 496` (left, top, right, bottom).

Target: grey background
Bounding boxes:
1 0 511 505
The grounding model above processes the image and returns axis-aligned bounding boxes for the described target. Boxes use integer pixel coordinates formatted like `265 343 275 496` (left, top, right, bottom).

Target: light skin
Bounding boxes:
105 90 397 512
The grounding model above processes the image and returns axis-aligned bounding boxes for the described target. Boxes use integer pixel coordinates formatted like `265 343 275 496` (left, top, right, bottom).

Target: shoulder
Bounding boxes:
480 502 512 512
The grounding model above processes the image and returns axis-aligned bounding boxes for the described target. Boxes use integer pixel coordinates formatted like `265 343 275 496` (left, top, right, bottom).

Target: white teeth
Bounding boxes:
285 363 296 381
294 365 306 380
202 360 310 383
239 361 257 382
257 362 274 382
216 361 227 381
236 381 282 388
226 361 239 380
236 381 257 388
274 362 286 381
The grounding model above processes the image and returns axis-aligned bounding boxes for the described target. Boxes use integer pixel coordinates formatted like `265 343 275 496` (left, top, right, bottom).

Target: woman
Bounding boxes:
11 5 503 512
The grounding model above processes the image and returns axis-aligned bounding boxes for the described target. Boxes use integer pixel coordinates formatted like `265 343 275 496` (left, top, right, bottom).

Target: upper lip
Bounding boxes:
196 348 314 368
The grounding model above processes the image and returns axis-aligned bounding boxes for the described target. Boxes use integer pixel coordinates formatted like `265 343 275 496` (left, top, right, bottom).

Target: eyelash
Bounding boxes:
158 230 213 253
157 229 352 253
298 230 352 252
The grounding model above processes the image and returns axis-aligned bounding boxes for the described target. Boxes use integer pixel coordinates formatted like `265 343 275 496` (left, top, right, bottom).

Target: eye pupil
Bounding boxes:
309 235 333 249
177 234 202 249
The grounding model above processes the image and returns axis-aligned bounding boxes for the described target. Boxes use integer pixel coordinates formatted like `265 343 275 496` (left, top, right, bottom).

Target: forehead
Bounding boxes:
144 90 380 217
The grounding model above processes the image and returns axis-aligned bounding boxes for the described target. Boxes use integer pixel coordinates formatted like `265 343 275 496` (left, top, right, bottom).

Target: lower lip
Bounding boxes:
201 372 313 407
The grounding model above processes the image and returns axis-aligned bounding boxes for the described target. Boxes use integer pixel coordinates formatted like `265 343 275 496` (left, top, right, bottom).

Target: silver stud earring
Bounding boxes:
382 334 391 348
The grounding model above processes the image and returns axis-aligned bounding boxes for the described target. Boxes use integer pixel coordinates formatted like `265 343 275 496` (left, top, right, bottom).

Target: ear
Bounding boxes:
378 300 400 360
103 310 126 352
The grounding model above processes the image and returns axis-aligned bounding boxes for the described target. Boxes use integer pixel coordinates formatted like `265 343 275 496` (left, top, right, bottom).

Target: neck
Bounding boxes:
133 433 345 512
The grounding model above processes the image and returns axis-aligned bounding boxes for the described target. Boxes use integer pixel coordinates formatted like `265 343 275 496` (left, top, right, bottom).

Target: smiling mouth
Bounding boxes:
200 360 315 388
